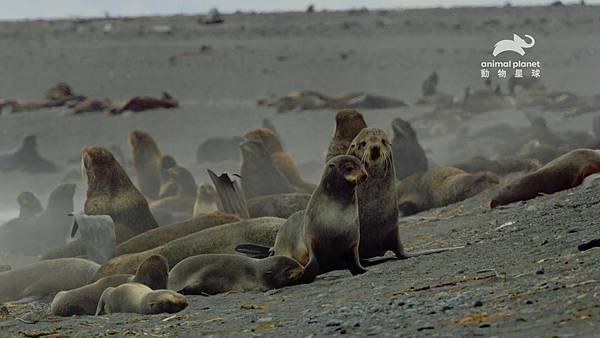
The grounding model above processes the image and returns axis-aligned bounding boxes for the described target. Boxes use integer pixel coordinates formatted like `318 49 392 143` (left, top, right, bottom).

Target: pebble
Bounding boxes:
525 300 534 305
473 300 483 307
536 267 545 274
417 324 434 331
326 319 343 327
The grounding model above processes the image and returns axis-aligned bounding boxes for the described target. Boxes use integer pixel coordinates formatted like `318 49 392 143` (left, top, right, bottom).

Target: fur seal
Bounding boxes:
325 109 367 162
114 211 240 256
95 283 187 315
258 91 330 113
396 167 498 216
158 155 178 199
0 258 99 303
192 183 219 217
247 193 311 219
0 134 57 173
50 255 169 316
491 149 600 208
17 191 43 218
73 98 111 114
110 92 178 115
390 118 428 180
347 128 464 258
303 155 368 281
129 129 163 199
240 139 301 199
196 136 243 163
168 254 304 295
328 93 408 110
454 156 541 175
244 128 316 193
149 165 198 220
94 217 283 279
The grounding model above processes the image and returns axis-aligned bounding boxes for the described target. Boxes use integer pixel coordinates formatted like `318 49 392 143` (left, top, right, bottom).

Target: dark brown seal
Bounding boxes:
390 118 428 180
109 92 178 115
325 109 367 162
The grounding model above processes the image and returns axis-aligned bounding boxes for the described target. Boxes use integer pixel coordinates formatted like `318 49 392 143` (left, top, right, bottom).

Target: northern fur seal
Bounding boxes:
396 167 499 216
240 139 301 199
490 148 600 208
94 217 283 279
168 254 304 295
196 136 243 163
150 165 198 220
347 128 464 258
192 183 218 217
114 211 240 256
390 118 428 180
247 193 311 219
325 109 367 162
129 129 162 199
95 283 187 315
109 92 178 115
454 156 541 175
73 99 111 114
0 134 57 173
158 155 178 199
0 258 99 303
50 255 169 316
17 192 43 218
303 155 368 281
244 128 316 193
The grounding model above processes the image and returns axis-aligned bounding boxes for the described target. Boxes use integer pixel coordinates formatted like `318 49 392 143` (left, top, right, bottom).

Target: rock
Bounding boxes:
536 267 545 274
326 319 342 327
473 300 483 307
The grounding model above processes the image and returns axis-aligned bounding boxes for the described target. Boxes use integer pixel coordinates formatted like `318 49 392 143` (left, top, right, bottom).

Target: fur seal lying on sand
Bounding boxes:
196 136 243 163
240 139 301 199
0 134 57 173
258 91 330 113
303 155 368 282
50 255 169 316
490 149 600 208
192 183 218 217
396 166 498 216
94 217 283 279
247 193 311 219
110 92 178 115
328 93 408 110
168 254 304 295
115 211 240 256
158 155 178 198
325 109 367 162
390 118 428 180
95 283 187 315
454 156 541 175
244 128 315 193
72 98 111 114
0 258 99 303
129 129 163 199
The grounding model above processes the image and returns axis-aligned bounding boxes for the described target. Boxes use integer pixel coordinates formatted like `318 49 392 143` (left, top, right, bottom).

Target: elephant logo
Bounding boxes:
492 34 535 56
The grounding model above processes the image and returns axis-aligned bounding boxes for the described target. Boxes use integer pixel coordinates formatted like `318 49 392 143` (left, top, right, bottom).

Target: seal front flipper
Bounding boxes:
301 253 319 284
207 169 250 218
347 243 367 275
233 244 273 258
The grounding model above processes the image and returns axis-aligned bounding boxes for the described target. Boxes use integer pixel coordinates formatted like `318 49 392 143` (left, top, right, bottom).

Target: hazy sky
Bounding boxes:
0 0 596 20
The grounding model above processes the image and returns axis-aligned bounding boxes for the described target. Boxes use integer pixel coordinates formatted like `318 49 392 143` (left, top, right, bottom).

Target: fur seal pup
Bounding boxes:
396 167 499 216
390 118 428 180
95 283 187 315
325 109 367 162
347 128 464 259
0 258 99 303
247 193 311 219
192 183 218 217
196 136 243 163
168 254 304 295
303 155 368 281
0 134 57 173
115 211 240 256
129 129 163 199
109 92 178 115
244 128 316 193
240 139 302 199
50 255 169 316
491 149 600 208
94 217 283 279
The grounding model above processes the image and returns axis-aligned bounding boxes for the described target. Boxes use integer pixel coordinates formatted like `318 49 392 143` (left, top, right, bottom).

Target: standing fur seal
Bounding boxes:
129 130 163 199
244 128 316 193
109 92 178 115
0 134 57 173
17 191 43 219
390 118 428 180
95 283 187 315
490 148 600 208
303 155 368 281
325 109 367 162
347 128 464 259
396 166 499 216
240 139 301 199
168 254 304 295
50 255 169 316
0 258 99 303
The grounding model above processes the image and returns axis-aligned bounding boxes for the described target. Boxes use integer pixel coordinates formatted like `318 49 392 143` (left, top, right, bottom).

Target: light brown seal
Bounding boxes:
50 254 169 316
95 283 187 315
325 109 367 162
129 129 162 199
168 254 304 295
109 92 178 115
244 128 316 193
490 149 600 208
0 258 99 303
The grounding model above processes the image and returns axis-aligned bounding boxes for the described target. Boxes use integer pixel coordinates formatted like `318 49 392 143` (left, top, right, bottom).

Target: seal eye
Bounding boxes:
360 141 366 148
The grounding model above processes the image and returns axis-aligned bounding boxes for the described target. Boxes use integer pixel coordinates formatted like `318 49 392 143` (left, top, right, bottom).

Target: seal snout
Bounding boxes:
369 145 381 161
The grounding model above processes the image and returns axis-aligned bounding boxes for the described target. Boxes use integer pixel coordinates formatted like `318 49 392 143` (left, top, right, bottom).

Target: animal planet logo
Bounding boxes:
492 34 535 56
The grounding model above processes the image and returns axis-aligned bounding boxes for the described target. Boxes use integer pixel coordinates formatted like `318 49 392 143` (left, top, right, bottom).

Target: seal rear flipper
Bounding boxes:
233 244 273 258
207 169 250 218
95 287 112 316
347 244 367 275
